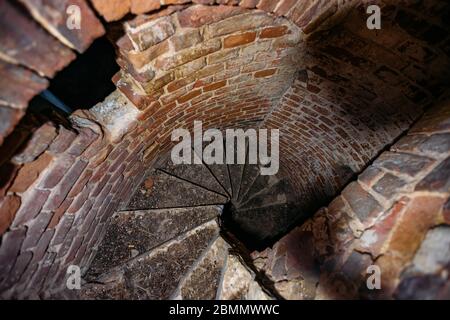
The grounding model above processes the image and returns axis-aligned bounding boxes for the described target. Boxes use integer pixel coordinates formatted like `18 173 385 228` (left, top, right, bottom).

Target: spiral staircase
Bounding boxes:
78 142 301 300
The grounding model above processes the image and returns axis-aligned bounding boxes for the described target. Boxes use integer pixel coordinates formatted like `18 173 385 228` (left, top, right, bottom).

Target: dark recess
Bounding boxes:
47 36 119 111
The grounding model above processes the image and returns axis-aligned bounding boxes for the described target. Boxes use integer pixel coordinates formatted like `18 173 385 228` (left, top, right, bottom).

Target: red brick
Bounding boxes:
256 0 279 12
274 0 298 16
21 211 53 250
177 4 246 28
0 195 21 235
13 189 50 226
224 32 257 48
48 198 73 229
342 182 383 223
260 25 290 38
43 159 88 211
0 163 19 198
39 155 75 189
203 80 227 92
0 1 76 77
177 89 202 104
0 106 24 146
128 16 175 52
66 128 98 156
18 0 105 53
12 123 57 164
155 40 220 71
10 153 53 193
0 228 27 279
415 157 450 193
126 40 170 69
91 0 131 21
48 126 77 155
254 68 277 78
240 0 259 9
0 60 48 109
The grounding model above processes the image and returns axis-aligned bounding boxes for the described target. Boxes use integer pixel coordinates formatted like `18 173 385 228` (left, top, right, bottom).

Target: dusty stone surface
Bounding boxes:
232 203 300 244
126 169 228 210
239 176 292 210
90 91 140 143
236 163 261 203
159 156 229 197
219 254 271 300
81 220 219 300
86 206 221 280
175 236 229 300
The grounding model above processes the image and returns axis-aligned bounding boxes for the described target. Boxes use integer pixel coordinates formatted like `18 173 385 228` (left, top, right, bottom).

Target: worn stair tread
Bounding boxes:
229 163 245 202
159 155 229 197
239 178 292 211
81 220 220 300
206 163 233 198
226 140 247 201
236 163 261 204
233 204 301 244
237 174 281 206
85 206 222 280
217 254 272 300
125 169 228 210
193 140 233 197
173 236 229 300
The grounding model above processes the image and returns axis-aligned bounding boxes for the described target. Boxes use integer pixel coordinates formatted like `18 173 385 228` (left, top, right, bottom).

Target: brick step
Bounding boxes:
172 236 229 300
85 205 222 281
80 220 220 299
124 168 228 210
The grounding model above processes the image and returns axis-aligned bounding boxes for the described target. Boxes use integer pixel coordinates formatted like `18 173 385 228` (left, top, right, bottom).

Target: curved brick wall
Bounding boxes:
0 0 449 299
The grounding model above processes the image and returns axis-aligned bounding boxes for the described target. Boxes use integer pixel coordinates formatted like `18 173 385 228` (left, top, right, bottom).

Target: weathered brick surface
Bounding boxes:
253 100 450 300
91 0 131 21
0 60 48 110
0 0 76 78
18 0 105 53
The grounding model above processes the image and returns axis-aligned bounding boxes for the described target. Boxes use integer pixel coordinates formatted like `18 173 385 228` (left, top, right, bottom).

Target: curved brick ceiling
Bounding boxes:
104 1 450 211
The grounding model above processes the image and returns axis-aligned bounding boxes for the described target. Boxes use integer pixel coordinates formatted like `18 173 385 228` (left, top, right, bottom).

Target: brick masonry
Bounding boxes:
251 100 450 299
0 0 449 298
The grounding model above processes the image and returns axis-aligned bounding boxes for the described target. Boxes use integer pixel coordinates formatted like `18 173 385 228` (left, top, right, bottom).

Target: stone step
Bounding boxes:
125 169 228 210
232 204 301 245
193 141 234 198
80 220 220 300
159 155 229 198
228 163 245 202
236 163 261 204
238 178 292 211
217 254 272 300
226 141 248 201
205 163 233 198
172 236 229 300
85 205 222 280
